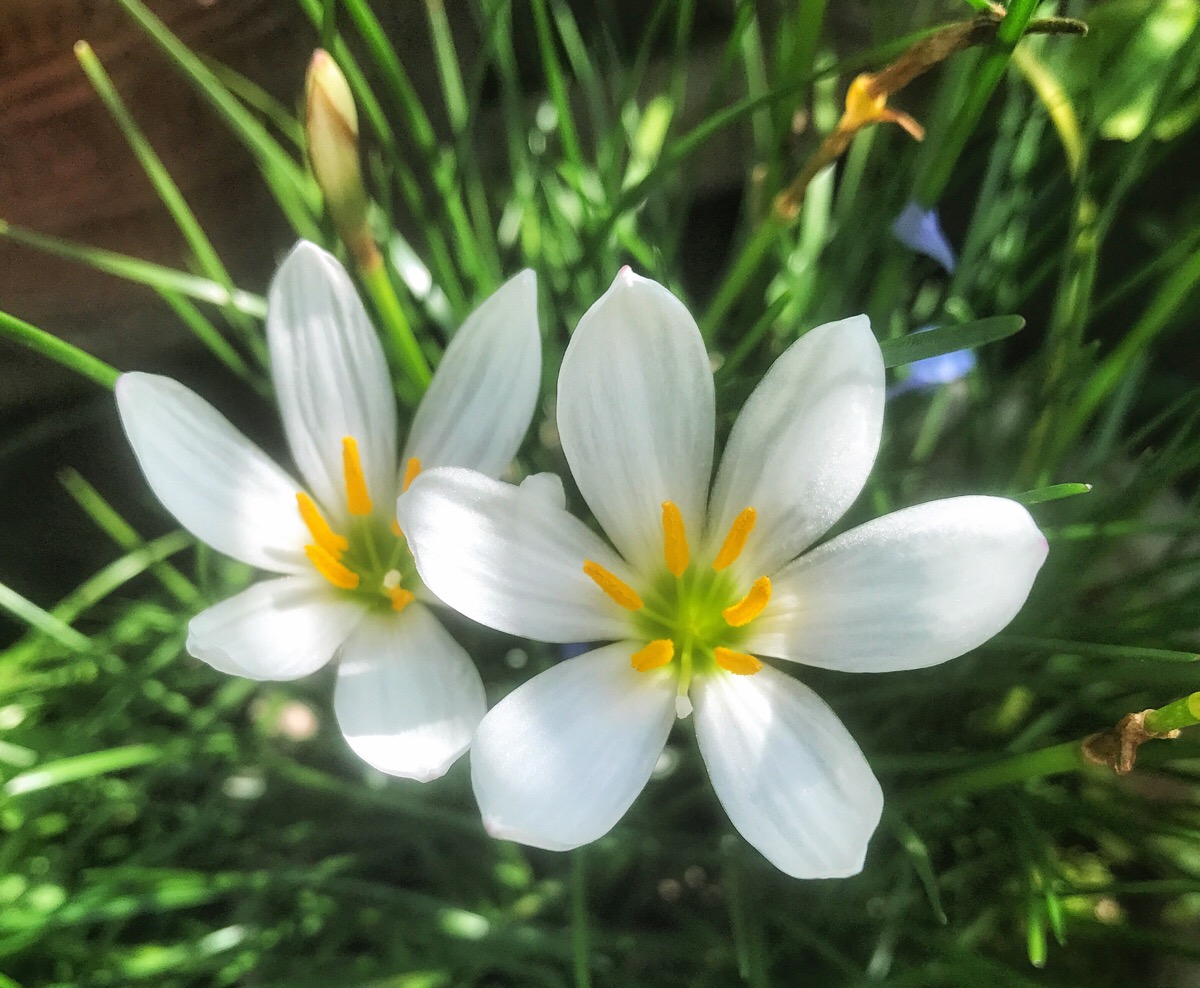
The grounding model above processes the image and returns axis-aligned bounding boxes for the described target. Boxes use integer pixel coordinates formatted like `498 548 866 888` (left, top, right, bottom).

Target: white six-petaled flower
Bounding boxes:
397 268 1048 878
116 241 541 782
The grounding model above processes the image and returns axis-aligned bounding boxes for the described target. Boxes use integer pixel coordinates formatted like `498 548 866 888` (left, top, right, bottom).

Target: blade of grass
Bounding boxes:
913 0 1041 206
111 0 320 240
0 309 119 390
879 315 1025 367
74 40 258 346
0 221 266 319
0 581 96 656
531 0 585 169
59 468 200 607
5 743 176 797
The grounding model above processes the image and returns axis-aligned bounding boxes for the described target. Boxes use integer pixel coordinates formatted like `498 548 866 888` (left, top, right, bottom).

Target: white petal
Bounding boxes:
334 604 486 782
403 270 541 478
186 577 364 680
693 665 883 879
116 372 309 573
517 471 566 510
267 241 398 517
747 496 1048 672
471 643 676 850
557 270 715 573
705 317 884 579
397 467 634 643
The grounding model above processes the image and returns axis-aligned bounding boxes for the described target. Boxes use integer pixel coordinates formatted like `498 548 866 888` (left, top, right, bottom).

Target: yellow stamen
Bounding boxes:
402 456 422 493
712 507 757 572
631 639 674 672
296 492 349 556
714 647 763 676
341 436 373 516
388 586 415 612
722 576 772 628
391 518 404 538
582 560 644 611
305 543 360 590
661 501 690 577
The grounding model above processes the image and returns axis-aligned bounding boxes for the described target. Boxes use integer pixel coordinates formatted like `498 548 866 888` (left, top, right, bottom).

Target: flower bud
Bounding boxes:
305 50 373 262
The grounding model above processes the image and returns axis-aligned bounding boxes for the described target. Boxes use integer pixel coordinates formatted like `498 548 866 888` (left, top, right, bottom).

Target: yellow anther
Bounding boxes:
661 501 690 577
391 518 403 538
582 560 644 611
341 435 373 516
631 639 674 673
402 456 422 493
714 647 763 676
712 507 757 572
388 586 415 612
305 543 360 590
296 492 348 556
722 576 772 628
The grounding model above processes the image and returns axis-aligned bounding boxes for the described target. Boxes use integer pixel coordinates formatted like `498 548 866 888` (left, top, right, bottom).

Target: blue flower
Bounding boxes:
892 202 957 274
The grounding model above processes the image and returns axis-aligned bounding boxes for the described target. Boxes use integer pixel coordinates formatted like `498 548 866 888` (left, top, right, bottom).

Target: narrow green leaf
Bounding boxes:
0 581 97 656
1013 483 1092 506
880 315 1025 368
0 222 266 318
990 635 1199 663
74 41 249 328
5 743 170 797
111 0 320 239
0 309 119 391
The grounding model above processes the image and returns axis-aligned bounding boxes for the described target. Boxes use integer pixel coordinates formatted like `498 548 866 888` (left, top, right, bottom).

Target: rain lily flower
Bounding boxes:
116 242 540 781
397 270 1047 878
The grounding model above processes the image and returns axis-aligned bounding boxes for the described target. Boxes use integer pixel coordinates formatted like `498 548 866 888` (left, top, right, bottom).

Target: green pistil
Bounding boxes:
339 516 419 610
634 563 747 675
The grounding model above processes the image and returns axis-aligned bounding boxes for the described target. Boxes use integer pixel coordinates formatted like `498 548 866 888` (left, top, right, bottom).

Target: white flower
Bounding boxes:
396 269 1048 877
116 241 541 782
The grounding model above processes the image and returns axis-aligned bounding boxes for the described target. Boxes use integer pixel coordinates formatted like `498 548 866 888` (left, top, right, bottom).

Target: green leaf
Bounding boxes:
5 744 173 797
1013 483 1092 506
880 315 1025 368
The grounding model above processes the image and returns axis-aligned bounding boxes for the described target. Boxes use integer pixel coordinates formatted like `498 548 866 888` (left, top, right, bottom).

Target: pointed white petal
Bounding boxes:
693 665 883 879
397 467 634 643
747 496 1048 672
186 577 364 680
116 372 309 573
471 643 676 850
404 270 541 478
557 270 715 572
267 241 398 517
705 317 884 579
334 604 486 781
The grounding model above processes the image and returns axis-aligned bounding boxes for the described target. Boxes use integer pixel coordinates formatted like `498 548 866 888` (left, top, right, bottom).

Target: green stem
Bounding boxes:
0 310 119 390
910 740 1086 806
570 849 592 988
700 216 784 340
913 0 1040 206
358 259 432 393
1145 693 1200 735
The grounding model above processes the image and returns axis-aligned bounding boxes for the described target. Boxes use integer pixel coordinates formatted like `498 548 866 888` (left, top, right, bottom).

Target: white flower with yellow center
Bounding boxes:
116 241 540 782
397 269 1048 877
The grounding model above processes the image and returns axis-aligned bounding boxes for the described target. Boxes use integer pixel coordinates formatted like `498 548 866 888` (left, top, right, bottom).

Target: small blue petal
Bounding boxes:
887 326 976 398
892 202 957 274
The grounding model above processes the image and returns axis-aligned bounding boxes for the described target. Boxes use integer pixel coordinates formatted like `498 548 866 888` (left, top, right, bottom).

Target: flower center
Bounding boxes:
297 436 420 612
581 500 772 718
